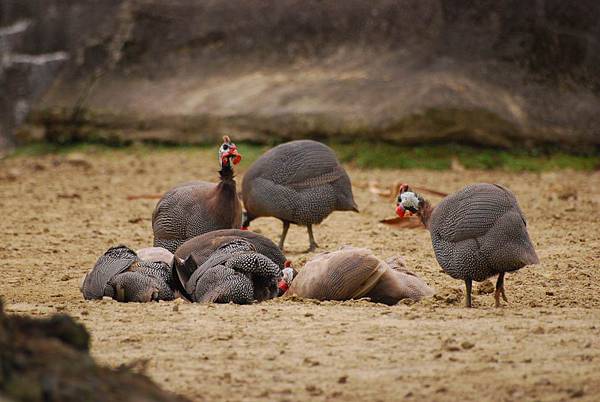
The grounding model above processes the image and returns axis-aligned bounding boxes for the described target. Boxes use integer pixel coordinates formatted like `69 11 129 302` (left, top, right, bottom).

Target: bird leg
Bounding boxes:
465 278 472 308
279 221 290 251
306 224 319 252
494 272 508 307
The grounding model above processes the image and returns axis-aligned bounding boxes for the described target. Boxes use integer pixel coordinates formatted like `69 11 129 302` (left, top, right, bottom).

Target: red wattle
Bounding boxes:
241 226 249 231
278 279 289 293
395 205 406 218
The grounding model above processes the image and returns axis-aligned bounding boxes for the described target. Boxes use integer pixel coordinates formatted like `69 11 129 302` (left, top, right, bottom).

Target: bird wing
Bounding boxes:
287 247 386 301
82 246 138 300
432 183 516 244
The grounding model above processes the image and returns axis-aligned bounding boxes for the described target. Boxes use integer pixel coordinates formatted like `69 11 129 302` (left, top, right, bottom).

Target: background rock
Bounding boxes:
1 0 600 151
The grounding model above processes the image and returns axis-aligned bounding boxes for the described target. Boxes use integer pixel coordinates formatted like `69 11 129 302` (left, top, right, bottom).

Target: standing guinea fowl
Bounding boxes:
242 140 358 252
152 136 242 253
395 183 539 308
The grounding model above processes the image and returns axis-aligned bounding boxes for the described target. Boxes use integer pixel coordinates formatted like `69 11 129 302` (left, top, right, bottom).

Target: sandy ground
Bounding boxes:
1 147 599 402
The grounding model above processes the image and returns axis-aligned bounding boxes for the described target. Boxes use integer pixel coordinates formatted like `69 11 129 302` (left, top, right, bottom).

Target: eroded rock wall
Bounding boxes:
2 0 600 150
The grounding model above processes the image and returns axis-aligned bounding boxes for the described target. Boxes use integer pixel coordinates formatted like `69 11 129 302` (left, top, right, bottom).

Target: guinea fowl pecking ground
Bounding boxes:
0 147 599 401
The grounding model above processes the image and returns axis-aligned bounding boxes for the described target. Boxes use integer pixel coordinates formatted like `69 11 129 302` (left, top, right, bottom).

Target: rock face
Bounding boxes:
0 299 189 402
0 16 67 155
2 0 600 150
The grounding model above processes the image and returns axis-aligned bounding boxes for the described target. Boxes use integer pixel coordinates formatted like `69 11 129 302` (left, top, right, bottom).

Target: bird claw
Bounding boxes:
306 243 318 253
494 287 509 307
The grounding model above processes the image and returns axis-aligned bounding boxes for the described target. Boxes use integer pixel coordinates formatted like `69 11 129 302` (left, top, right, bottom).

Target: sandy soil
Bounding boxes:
1 147 599 402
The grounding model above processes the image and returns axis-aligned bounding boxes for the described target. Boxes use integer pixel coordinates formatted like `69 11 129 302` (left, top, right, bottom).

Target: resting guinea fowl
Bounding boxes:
152 136 242 253
81 246 176 302
242 140 358 252
395 183 539 307
173 229 287 300
286 246 434 304
175 238 282 304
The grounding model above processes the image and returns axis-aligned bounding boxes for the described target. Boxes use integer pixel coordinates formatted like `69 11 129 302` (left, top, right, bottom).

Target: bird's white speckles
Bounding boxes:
400 192 420 209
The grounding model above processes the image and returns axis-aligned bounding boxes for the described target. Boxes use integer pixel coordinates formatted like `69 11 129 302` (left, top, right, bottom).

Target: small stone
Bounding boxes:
477 280 495 294
442 338 460 352
172 304 179 312
60 274 71 281
445 294 459 304
303 357 319 366
338 376 348 384
305 385 323 396
4 168 21 181
461 341 475 350
66 153 93 168
532 326 545 334
568 388 584 398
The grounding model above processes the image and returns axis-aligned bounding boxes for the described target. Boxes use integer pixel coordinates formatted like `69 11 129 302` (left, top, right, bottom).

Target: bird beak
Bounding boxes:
224 145 242 165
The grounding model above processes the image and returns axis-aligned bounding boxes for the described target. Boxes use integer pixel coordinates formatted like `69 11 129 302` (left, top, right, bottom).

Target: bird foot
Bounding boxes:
305 243 319 253
494 287 509 307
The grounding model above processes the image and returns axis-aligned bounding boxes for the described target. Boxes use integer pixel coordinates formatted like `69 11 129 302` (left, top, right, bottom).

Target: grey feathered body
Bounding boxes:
428 183 539 282
82 246 175 302
174 229 286 277
152 173 242 253
180 239 282 304
242 140 357 225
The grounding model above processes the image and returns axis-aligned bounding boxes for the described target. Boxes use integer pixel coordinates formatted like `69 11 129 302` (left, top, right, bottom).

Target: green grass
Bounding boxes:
8 141 599 172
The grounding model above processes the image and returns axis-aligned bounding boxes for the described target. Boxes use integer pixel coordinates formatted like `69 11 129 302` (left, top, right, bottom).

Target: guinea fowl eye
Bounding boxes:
222 144 229 151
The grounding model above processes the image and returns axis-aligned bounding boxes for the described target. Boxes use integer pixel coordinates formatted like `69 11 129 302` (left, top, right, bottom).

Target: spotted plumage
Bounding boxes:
81 245 176 302
152 137 242 253
177 239 282 304
397 183 539 307
173 229 286 288
242 140 358 251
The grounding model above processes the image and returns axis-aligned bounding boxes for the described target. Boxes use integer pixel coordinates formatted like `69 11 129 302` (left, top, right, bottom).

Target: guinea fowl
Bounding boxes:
81 245 176 302
395 183 539 308
152 136 242 253
286 246 434 304
176 238 282 304
242 140 358 252
173 229 287 300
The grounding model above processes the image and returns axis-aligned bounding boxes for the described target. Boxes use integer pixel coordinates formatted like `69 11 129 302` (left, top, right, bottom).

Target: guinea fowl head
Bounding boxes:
219 135 242 168
277 261 296 296
395 184 423 218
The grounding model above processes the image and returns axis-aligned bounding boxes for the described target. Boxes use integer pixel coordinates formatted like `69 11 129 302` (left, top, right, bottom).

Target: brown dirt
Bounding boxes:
1 147 599 402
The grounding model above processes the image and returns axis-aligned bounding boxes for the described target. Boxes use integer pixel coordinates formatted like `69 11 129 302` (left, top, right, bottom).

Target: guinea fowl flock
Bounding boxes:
81 137 539 308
